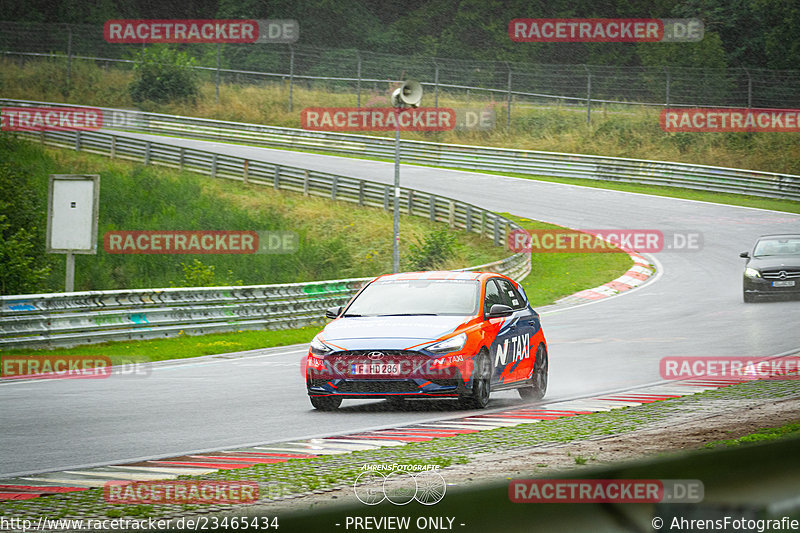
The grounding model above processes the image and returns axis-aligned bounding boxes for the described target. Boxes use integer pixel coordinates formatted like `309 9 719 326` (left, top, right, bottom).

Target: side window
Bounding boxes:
483 279 504 314
495 279 525 310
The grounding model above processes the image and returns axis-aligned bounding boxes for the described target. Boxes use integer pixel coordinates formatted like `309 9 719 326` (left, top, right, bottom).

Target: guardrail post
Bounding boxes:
144 141 151 165
407 190 414 214
40 129 45 145
358 180 365 206
303 170 309 196
429 195 436 222
74 130 81 151
383 185 390 211
331 175 338 200
493 217 500 246
211 153 217 178
243 159 249 183
448 201 456 228
274 166 280 190
179 147 185 171
110 136 116 159
465 205 473 233
481 211 487 237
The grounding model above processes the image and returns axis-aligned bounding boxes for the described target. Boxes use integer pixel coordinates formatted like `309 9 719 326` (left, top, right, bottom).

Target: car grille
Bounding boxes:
761 268 800 280
337 380 420 393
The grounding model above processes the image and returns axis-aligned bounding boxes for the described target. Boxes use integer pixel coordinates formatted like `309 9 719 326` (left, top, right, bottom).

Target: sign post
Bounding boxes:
46 175 100 292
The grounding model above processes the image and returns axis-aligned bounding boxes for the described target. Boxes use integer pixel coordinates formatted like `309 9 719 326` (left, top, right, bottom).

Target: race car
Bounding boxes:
305 271 548 410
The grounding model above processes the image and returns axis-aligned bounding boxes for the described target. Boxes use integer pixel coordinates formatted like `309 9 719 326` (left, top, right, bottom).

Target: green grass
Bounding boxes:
3 379 796 520
704 422 800 448
0 134 505 293
0 327 319 363
501 213 634 307
3 57 800 176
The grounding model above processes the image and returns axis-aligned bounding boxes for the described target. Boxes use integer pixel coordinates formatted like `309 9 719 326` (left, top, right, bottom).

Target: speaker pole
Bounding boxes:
392 108 401 273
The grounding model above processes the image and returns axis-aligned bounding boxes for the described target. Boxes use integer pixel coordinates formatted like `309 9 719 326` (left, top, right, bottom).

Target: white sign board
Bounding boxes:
47 175 99 254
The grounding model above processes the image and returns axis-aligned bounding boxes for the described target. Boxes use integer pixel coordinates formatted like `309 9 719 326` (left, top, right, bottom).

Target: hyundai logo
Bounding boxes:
367 351 384 360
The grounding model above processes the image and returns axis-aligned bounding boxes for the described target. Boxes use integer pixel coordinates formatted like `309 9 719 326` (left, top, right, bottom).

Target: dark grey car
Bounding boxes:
740 234 800 303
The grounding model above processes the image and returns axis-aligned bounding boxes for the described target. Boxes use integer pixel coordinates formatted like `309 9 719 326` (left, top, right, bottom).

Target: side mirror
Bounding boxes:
739 251 750 258
486 303 513 318
325 306 342 319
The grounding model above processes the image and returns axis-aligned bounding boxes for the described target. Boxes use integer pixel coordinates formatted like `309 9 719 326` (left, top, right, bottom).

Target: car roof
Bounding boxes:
756 234 800 240
371 270 507 283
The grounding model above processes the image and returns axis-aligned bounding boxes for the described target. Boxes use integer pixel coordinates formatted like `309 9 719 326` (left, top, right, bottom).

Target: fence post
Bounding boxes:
465 205 473 233
288 45 295 112
110 136 116 159
66 26 72 91
331 175 338 200
144 141 151 164
179 147 185 171
506 61 512 129
407 190 414 214
303 170 309 196
429 195 436 222
584 65 592 124
358 180 365 206
434 60 440 109
383 185 390 212
356 51 361 108
211 153 217 178
744 67 752 108
493 217 500 246
215 43 221 104
243 159 249 183
274 166 280 190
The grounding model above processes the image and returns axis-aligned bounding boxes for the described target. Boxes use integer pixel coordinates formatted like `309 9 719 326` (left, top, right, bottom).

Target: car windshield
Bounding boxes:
344 279 480 316
753 238 800 257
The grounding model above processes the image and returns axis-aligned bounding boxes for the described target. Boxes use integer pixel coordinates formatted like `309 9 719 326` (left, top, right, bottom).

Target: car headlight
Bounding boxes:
744 267 761 279
309 336 334 356
426 333 467 354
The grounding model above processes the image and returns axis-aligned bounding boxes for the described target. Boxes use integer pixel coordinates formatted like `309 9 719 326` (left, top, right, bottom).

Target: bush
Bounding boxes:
129 46 199 104
173 259 243 288
407 228 458 271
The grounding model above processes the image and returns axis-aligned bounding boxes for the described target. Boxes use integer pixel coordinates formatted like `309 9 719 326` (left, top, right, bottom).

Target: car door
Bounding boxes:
484 278 537 386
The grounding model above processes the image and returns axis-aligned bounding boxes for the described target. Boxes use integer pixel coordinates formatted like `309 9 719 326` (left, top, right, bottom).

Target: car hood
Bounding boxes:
320 315 470 351
748 255 800 270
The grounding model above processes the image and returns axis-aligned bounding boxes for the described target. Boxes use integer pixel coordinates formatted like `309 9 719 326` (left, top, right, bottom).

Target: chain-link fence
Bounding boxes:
2 21 799 117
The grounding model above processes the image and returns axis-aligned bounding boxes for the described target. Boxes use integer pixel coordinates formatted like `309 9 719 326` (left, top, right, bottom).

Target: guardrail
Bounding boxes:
0 126 530 349
3 99 798 201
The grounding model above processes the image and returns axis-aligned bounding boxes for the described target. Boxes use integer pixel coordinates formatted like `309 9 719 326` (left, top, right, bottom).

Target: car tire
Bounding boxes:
309 395 342 411
519 343 548 401
460 350 491 409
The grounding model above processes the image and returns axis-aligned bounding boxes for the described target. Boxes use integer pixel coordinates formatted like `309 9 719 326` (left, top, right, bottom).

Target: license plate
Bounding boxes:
772 280 795 287
350 363 400 375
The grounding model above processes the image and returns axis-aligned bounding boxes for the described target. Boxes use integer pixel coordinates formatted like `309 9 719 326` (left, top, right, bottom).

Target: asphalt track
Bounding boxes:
1 132 798 477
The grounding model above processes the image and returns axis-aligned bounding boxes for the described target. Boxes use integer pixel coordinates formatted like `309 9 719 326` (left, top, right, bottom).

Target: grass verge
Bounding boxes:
1 379 797 520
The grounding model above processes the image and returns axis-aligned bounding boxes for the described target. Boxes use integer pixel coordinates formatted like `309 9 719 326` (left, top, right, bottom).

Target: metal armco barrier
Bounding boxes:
0 121 531 349
2 99 797 201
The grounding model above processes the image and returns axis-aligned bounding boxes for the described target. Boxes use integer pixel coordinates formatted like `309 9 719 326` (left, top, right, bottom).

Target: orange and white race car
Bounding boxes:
305 271 548 410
